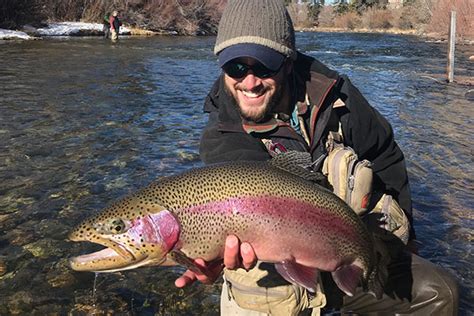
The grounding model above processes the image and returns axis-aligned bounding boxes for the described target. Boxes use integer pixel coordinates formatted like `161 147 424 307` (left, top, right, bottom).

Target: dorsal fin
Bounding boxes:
268 151 328 185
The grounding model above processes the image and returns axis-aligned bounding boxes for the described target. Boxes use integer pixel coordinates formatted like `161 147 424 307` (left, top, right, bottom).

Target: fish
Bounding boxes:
68 155 385 298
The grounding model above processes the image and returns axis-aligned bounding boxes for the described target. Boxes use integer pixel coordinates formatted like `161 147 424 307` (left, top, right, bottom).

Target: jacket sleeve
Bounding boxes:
338 75 415 239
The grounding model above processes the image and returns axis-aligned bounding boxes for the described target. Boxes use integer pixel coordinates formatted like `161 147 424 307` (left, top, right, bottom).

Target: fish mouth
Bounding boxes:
68 235 149 272
69 247 159 273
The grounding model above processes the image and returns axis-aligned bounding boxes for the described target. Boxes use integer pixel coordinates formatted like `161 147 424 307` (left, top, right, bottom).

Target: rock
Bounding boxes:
6 291 34 315
465 89 474 101
23 239 65 259
46 259 77 288
0 258 6 276
469 55 474 61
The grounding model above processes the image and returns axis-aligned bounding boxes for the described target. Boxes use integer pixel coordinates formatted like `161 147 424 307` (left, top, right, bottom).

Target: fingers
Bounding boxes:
175 235 257 289
240 242 257 270
175 269 197 288
224 235 257 271
223 235 240 269
175 259 212 288
193 258 215 284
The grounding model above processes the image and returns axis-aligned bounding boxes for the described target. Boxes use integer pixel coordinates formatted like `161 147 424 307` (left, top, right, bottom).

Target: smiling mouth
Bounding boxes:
241 90 264 98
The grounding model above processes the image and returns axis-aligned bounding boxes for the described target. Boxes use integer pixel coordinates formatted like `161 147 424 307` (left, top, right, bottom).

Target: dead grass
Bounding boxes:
306 0 473 42
2 0 473 41
428 0 473 41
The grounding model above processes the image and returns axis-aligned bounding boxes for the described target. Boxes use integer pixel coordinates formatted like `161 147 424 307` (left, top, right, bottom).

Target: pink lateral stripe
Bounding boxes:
179 195 360 241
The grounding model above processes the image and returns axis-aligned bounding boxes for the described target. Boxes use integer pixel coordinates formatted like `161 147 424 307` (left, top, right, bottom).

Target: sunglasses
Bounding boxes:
222 61 284 79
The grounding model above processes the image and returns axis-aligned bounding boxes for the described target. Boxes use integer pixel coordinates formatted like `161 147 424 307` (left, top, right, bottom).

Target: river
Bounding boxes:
0 33 472 315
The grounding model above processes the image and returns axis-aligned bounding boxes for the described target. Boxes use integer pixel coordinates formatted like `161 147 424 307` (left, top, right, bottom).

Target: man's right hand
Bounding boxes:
174 235 257 288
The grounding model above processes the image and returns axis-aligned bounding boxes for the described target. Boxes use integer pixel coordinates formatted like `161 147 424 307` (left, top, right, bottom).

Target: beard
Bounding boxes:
225 81 285 123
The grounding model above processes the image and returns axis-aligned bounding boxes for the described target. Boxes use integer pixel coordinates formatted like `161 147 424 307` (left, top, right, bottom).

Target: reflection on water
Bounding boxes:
0 34 472 314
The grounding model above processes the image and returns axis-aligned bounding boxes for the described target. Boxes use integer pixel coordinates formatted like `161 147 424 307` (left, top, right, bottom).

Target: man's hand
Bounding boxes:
174 235 257 288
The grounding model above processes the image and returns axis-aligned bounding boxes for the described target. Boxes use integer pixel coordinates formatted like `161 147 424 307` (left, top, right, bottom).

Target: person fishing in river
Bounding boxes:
174 0 459 314
109 10 122 42
103 12 110 39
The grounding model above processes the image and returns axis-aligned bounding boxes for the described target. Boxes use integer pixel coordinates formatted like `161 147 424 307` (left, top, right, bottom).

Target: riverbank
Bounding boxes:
0 22 176 41
296 26 474 45
4 22 472 46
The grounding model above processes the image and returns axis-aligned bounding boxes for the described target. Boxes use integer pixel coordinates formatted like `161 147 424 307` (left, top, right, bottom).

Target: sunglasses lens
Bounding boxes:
223 62 280 79
223 62 248 79
252 64 276 78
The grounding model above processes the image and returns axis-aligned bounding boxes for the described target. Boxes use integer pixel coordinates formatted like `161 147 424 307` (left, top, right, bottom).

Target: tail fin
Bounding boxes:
366 233 391 299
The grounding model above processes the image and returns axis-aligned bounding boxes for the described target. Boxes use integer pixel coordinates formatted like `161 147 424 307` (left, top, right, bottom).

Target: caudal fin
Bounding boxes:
366 233 391 299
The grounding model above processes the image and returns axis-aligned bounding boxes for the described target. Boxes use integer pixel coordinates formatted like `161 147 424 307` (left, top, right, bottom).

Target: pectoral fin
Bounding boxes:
331 264 363 296
169 249 207 275
275 261 319 293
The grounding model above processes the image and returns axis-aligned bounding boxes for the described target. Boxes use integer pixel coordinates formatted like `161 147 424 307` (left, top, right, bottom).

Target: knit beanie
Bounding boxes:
214 0 296 61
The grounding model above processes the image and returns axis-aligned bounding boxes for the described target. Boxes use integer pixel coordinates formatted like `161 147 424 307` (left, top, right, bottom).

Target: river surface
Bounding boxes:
0 33 472 315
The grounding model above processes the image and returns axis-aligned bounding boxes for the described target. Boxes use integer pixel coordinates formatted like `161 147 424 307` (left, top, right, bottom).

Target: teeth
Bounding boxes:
242 90 262 98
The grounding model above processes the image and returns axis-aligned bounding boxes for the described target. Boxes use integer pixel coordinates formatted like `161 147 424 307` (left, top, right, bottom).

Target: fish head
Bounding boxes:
68 196 180 273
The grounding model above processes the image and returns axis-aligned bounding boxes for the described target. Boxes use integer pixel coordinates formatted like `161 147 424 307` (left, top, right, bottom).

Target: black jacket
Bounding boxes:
199 52 415 239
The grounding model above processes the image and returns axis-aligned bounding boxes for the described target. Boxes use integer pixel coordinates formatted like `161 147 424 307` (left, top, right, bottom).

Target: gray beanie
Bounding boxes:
214 0 296 60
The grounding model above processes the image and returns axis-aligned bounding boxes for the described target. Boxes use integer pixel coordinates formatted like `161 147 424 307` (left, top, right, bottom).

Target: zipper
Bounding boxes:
346 157 358 204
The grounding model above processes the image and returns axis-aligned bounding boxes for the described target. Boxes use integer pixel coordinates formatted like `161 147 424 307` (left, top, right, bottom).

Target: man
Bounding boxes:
103 12 110 39
176 0 459 315
109 10 121 41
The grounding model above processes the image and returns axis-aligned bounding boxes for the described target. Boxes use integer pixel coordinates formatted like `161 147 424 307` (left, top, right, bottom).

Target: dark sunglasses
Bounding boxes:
222 61 284 79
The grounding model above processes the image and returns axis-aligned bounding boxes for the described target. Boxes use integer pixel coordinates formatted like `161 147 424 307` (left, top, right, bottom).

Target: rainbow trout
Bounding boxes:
69 156 384 298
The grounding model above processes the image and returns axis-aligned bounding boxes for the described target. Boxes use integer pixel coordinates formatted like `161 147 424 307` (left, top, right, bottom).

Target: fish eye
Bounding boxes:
107 218 128 234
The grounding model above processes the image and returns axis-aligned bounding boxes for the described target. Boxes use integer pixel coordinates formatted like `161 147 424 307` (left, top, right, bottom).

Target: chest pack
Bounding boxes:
321 127 410 244
322 130 373 215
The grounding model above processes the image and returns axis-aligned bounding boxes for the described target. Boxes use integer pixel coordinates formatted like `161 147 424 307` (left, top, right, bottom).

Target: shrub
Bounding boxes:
361 7 393 29
0 0 44 28
334 11 362 30
318 6 335 28
428 0 473 40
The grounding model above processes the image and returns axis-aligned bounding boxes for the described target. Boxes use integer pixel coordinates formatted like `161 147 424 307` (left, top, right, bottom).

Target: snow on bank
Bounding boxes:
0 22 131 40
35 22 131 36
0 29 32 40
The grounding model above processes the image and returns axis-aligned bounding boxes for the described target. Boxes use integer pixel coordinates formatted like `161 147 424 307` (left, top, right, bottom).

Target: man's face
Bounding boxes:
223 57 290 123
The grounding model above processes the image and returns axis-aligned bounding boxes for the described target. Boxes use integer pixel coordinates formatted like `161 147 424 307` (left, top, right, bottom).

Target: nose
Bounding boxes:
241 72 262 90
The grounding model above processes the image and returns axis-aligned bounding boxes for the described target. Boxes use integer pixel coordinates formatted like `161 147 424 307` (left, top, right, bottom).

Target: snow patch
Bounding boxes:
35 22 131 36
0 29 32 40
1 22 131 40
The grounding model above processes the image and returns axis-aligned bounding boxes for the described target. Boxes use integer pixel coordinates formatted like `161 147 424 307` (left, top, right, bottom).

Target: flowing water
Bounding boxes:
0 33 472 315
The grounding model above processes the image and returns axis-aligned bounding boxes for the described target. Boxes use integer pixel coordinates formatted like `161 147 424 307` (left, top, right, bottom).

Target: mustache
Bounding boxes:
234 80 269 94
